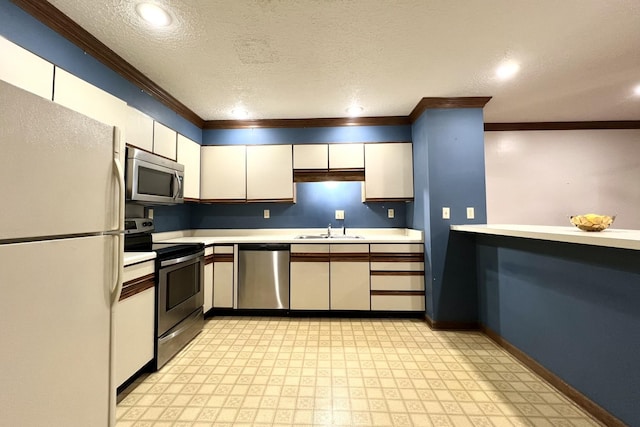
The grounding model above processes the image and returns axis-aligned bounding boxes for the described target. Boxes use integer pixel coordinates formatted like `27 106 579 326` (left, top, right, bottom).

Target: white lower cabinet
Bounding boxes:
369 243 425 311
330 244 370 311
213 245 234 308
203 247 214 313
290 244 330 310
115 261 155 387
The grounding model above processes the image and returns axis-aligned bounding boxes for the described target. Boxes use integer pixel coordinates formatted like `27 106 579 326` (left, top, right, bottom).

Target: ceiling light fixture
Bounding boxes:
136 3 172 27
496 60 520 80
346 105 364 117
231 109 249 119
634 84 640 96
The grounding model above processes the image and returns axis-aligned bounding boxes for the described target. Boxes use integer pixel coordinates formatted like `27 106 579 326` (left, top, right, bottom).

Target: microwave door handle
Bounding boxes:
174 171 182 199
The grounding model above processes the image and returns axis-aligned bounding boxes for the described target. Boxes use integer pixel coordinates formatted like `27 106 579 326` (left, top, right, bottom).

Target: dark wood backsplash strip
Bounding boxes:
370 254 424 263
203 116 410 129
212 253 234 262
12 0 204 127
481 325 626 427
291 253 331 262
293 169 365 183
330 253 370 262
485 120 640 131
370 271 425 276
371 290 425 296
119 273 155 301
409 97 492 122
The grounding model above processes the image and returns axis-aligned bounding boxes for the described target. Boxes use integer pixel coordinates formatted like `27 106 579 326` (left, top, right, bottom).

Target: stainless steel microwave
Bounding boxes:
125 147 184 205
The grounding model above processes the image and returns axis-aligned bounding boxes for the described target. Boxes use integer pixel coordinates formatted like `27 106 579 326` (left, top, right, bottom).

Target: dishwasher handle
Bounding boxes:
239 243 290 251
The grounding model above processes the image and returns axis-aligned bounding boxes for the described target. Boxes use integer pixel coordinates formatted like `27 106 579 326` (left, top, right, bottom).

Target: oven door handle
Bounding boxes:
160 252 203 268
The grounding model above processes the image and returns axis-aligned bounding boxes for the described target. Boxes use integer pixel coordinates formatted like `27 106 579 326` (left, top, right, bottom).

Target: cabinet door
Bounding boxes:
0 37 53 100
290 244 330 310
177 134 201 200
54 68 127 133
329 143 364 169
330 244 370 310
125 106 153 152
246 145 293 201
201 145 246 201
203 247 214 313
153 121 177 160
364 142 414 200
213 246 234 308
293 144 328 170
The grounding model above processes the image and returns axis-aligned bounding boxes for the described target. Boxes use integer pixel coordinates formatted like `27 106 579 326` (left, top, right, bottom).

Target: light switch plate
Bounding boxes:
388 208 395 218
148 208 154 220
466 207 475 219
335 210 345 220
263 209 270 219
442 207 450 220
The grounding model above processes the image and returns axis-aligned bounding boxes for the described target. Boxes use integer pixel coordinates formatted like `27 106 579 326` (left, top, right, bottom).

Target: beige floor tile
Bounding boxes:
116 318 604 427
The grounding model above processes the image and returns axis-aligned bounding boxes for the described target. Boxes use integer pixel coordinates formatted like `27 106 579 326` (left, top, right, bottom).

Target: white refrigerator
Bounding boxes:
0 80 124 426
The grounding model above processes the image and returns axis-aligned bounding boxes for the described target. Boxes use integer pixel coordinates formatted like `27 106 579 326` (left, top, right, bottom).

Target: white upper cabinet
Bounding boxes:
53 68 127 134
246 145 293 201
201 145 247 201
177 134 201 200
364 142 414 200
153 121 177 160
0 37 53 100
125 106 153 152
329 143 364 169
293 144 328 169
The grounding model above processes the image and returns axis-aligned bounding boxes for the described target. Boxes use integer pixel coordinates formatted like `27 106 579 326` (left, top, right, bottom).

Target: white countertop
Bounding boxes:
124 252 156 266
451 224 640 251
154 228 423 246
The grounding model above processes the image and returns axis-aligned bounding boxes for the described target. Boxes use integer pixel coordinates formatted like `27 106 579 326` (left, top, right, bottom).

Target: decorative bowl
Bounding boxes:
569 214 615 232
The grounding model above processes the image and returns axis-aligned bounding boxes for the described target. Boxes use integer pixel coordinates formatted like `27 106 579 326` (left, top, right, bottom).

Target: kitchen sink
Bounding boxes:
294 234 363 239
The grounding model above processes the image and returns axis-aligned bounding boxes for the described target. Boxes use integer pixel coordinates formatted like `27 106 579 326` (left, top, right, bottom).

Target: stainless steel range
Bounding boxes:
124 218 204 369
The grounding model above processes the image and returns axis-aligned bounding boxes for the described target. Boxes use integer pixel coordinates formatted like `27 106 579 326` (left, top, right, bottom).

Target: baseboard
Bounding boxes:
481 325 626 427
208 309 424 319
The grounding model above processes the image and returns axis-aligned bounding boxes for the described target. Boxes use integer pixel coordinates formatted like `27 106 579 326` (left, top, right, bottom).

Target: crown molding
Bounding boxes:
409 97 492 122
484 121 640 131
203 116 410 129
11 0 204 128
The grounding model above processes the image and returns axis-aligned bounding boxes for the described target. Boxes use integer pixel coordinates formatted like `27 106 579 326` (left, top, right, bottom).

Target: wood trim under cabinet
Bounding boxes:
183 197 200 203
291 253 331 262
370 254 425 263
203 116 410 129
119 273 155 301
409 97 492 122
245 198 294 204
330 253 370 262
11 0 204 128
212 253 234 262
370 271 425 276
364 197 414 202
204 254 214 265
484 121 640 131
481 325 627 427
293 169 365 182
371 290 425 296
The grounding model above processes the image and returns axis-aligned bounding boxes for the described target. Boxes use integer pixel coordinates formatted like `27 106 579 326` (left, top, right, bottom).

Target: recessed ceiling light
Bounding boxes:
136 3 172 27
496 61 520 80
346 105 364 117
634 84 640 96
231 109 249 119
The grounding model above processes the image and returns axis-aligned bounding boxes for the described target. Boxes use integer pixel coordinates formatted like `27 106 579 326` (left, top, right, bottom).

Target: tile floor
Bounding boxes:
116 317 602 427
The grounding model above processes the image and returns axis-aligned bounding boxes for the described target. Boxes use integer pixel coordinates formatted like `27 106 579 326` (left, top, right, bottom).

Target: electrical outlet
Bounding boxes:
335 210 345 220
148 208 154 220
442 207 450 220
466 207 475 219
263 209 270 219
388 208 395 219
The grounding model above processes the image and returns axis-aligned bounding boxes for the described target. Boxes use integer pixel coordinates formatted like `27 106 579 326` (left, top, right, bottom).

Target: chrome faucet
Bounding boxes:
327 223 332 237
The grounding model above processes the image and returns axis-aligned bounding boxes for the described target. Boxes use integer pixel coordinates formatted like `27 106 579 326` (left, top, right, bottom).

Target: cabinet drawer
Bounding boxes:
370 262 424 271
123 260 154 283
371 275 424 291
370 243 423 253
291 244 330 254
371 294 425 311
214 245 234 254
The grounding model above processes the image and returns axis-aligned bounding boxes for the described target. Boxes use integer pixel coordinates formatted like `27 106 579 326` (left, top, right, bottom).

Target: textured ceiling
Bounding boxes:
47 0 640 122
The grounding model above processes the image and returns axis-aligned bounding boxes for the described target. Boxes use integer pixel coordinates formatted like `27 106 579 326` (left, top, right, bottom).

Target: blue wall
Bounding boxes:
475 234 640 426
0 0 201 142
410 108 487 322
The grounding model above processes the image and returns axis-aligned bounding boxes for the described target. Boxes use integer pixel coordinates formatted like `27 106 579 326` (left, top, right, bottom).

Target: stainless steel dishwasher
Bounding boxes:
238 244 290 309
